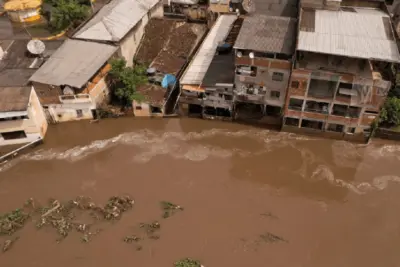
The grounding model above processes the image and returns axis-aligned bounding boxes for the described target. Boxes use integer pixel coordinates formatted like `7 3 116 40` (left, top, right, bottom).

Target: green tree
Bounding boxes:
379 97 400 127
48 0 90 31
109 58 147 104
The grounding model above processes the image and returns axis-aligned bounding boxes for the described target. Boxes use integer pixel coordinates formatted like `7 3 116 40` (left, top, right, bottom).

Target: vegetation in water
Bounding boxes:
174 258 202 267
109 58 147 104
0 209 29 236
160 201 183 218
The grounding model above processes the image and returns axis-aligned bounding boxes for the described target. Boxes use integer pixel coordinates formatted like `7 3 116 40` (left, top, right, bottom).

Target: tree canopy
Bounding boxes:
44 0 90 31
109 58 147 104
379 97 400 128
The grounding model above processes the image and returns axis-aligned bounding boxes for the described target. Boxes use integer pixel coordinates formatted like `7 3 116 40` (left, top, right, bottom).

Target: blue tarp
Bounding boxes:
161 74 176 88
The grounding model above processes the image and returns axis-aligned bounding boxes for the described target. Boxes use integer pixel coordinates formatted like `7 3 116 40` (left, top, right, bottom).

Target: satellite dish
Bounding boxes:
27 40 46 55
249 52 254 59
237 51 242 57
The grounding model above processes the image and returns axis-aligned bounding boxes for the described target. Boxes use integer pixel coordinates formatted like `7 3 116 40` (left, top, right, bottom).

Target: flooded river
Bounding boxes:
1 118 400 267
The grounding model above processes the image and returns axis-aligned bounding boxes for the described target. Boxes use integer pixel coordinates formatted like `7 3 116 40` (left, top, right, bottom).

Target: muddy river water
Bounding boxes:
0 118 400 267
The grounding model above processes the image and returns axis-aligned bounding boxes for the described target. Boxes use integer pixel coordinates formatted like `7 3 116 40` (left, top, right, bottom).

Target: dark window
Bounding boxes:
291 81 300 88
308 79 336 98
135 105 142 110
288 98 303 111
346 127 356 134
150 106 162 113
327 123 344 132
0 115 29 121
275 53 291 60
270 91 280 98
301 119 324 130
284 117 300 127
225 94 233 100
266 105 281 116
76 109 83 118
272 72 284 81
1 130 27 140
364 110 379 115
304 101 329 114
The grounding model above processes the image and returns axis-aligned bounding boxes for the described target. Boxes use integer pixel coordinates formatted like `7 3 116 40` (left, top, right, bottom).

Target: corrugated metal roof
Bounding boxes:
180 14 237 85
298 8 400 62
74 0 160 42
234 15 296 55
29 39 118 88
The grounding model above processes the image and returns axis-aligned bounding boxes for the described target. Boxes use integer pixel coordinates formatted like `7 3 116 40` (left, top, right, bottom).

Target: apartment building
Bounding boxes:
232 14 297 125
283 0 400 142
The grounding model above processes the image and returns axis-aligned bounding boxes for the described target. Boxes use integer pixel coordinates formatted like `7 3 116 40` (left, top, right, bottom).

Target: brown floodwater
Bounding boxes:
1 118 400 267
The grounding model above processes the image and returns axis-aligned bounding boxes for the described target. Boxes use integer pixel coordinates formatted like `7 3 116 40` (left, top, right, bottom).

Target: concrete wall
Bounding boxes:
118 2 164 66
45 102 95 123
235 56 291 107
0 88 47 146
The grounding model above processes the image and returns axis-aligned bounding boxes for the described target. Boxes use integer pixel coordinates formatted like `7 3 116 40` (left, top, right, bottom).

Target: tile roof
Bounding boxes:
234 14 296 55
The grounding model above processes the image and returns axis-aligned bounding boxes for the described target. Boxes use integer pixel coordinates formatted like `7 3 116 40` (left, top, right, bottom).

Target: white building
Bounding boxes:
73 0 164 66
0 86 47 146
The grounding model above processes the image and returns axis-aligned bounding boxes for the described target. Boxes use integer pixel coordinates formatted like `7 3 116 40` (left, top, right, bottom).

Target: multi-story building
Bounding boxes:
201 17 243 120
283 0 400 142
232 14 297 124
179 14 238 117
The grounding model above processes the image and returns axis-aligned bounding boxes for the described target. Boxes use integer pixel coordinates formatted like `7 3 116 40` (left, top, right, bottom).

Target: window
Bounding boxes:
288 98 303 111
284 117 300 127
76 109 83 118
225 94 233 100
1 130 27 140
272 72 284 81
266 105 281 116
346 127 356 134
135 105 142 110
270 91 280 99
327 123 344 133
0 115 29 121
301 119 324 130
291 81 300 88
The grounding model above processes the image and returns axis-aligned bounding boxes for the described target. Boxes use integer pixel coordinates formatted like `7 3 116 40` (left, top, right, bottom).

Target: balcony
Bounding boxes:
303 100 329 120
307 79 336 101
59 94 92 104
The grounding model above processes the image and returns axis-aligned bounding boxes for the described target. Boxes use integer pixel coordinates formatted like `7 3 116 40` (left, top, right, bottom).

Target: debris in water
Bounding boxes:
174 258 203 267
2 237 19 252
0 209 29 236
136 245 143 251
123 235 141 243
160 201 183 218
259 232 287 243
260 212 278 219
139 221 161 240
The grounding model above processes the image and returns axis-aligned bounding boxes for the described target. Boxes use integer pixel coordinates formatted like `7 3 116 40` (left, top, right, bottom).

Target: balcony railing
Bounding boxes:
59 94 92 104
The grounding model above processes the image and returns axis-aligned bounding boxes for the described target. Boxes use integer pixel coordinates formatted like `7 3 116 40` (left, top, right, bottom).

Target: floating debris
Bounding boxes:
174 258 203 267
2 237 19 252
123 235 141 243
161 201 183 218
0 209 29 236
260 212 278 219
259 232 287 243
139 221 161 240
